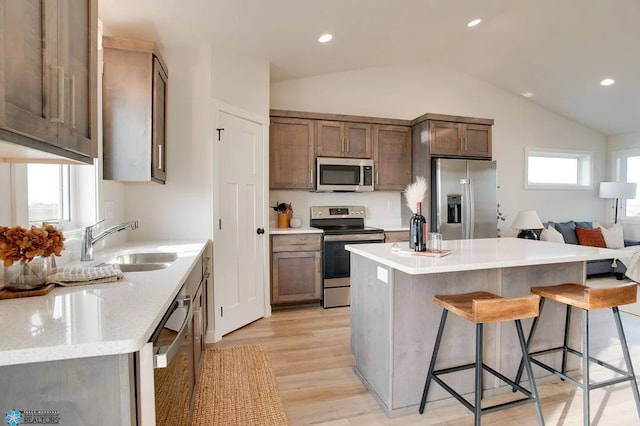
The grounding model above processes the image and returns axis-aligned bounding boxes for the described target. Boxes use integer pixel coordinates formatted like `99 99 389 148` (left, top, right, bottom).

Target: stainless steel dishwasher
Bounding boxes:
150 284 194 425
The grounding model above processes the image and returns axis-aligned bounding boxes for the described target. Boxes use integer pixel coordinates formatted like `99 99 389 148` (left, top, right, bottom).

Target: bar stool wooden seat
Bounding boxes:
514 283 640 426
419 291 545 426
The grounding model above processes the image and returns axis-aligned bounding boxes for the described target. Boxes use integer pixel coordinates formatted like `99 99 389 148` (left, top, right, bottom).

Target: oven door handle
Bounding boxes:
153 297 193 368
323 233 386 243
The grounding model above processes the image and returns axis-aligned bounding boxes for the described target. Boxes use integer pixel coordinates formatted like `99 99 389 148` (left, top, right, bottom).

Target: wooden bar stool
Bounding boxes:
419 291 545 426
514 283 640 426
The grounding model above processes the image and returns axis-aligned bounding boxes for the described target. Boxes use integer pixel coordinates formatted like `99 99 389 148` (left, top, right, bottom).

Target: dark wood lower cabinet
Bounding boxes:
270 234 322 307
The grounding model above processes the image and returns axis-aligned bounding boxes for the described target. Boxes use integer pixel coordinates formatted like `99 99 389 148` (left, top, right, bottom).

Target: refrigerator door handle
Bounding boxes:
460 178 470 239
468 179 475 238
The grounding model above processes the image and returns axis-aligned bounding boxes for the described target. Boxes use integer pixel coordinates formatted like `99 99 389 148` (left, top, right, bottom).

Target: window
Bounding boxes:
27 164 71 226
612 150 640 218
525 148 592 190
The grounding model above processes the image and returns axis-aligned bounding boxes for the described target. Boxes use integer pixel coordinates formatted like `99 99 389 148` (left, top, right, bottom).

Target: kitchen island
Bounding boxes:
346 238 620 417
0 240 208 425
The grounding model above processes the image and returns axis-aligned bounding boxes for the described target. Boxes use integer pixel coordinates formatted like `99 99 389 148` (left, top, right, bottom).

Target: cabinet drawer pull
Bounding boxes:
158 144 163 170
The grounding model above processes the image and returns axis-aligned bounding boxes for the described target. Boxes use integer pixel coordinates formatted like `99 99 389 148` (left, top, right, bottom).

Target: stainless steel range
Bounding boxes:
311 206 385 308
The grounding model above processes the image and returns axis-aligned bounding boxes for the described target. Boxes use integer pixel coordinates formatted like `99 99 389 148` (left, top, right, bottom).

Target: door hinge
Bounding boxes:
216 128 224 141
220 306 223 317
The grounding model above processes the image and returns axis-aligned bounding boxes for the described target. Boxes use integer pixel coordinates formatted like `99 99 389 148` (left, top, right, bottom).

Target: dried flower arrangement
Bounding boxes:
0 224 65 267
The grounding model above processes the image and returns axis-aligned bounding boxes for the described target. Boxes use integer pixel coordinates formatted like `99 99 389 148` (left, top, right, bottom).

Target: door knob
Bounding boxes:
256 228 265 235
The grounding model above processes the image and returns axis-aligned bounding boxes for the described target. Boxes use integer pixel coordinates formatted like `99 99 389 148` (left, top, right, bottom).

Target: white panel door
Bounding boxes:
214 109 266 336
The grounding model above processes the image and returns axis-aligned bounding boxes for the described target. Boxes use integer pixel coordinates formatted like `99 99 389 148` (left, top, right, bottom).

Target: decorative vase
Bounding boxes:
3 256 48 291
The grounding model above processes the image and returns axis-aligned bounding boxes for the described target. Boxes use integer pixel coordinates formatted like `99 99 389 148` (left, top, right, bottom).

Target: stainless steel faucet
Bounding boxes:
81 220 139 261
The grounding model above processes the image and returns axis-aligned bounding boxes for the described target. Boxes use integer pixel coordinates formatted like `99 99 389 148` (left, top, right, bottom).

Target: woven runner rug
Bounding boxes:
192 344 289 425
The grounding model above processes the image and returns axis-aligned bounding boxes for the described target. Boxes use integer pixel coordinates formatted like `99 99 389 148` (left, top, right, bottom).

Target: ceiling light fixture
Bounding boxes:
600 78 615 86
318 33 333 43
522 92 533 98
467 18 482 27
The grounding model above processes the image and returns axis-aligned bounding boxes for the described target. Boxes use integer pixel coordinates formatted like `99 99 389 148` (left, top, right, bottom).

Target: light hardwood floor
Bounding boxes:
208 295 640 425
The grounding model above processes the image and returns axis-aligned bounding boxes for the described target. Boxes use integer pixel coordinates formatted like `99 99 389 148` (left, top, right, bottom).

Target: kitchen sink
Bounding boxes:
112 252 178 265
104 251 178 272
118 263 170 272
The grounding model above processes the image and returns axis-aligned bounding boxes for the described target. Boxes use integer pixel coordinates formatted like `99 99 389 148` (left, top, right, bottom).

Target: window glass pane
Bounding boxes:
528 156 578 184
27 164 69 224
626 156 640 217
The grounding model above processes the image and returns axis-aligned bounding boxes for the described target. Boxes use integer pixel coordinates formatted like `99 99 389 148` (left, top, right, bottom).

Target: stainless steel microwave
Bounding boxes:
316 157 374 192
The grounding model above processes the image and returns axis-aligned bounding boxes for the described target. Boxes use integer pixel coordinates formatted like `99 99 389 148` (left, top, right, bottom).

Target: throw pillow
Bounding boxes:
553 221 579 245
540 225 564 243
593 221 625 249
575 227 606 248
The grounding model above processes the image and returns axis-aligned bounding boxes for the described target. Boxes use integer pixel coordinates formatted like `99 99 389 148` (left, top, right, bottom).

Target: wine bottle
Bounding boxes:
410 202 427 252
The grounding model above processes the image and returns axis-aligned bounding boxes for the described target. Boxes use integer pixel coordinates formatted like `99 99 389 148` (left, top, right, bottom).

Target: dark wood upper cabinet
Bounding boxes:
426 117 492 159
373 125 412 190
269 117 315 190
0 0 97 163
102 36 168 183
317 120 371 158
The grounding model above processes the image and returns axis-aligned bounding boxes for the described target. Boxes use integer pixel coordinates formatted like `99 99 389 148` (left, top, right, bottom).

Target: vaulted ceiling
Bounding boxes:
99 0 640 136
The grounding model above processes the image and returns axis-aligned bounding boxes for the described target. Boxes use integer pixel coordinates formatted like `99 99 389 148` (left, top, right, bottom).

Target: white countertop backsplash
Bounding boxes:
0 240 208 367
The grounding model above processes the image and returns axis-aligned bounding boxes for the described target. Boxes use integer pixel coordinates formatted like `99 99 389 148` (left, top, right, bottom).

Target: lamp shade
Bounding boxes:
512 210 544 230
599 182 638 199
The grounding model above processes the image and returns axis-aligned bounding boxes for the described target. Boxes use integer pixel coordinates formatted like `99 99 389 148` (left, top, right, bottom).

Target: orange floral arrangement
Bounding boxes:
0 224 65 267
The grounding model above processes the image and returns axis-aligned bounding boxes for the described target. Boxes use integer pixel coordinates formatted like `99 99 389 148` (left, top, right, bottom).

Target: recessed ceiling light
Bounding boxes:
318 33 333 43
521 92 533 98
467 18 482 28
600 78 615 86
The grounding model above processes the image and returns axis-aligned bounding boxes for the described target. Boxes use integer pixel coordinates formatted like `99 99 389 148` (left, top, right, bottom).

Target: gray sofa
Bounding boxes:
537 221 640 278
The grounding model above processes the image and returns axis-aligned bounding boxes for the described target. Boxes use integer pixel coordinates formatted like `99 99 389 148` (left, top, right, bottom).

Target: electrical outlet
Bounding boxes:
377 266 388 283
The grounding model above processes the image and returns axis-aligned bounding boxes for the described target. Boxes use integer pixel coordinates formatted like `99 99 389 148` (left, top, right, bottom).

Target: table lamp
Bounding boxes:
512 210 543 240
599 182 638 224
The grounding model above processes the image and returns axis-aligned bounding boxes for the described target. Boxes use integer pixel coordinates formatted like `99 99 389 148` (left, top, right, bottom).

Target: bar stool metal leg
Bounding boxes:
514 319 545 425
475 323 483 426
582 309 590 426
612 306 640 418
514 298 546 388
419 309 448 414
562 304 572 377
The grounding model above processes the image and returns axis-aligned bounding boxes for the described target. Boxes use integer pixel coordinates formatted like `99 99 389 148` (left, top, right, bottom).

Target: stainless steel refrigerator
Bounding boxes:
431 158 497 240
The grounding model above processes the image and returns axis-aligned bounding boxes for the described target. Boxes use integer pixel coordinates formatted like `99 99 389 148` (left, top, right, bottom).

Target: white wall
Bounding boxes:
271 61 609 236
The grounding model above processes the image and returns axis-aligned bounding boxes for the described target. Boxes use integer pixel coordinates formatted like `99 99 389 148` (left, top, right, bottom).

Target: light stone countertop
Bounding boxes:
0 240 208 367
346 237 619 275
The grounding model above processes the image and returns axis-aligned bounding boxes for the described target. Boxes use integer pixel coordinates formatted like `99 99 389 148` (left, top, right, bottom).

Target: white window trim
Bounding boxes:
524 147 593 190
611 148 640 222
10 162 98 231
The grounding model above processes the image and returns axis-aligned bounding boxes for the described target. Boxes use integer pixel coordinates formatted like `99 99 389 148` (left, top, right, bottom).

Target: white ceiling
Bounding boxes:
99 0 640 136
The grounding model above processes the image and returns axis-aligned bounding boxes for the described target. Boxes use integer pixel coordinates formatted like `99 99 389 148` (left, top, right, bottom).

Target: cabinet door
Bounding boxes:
463 123 492 158
345 122 371 158
269 117 315 189
317 120 344 157
57 0 97 158
271 251 321 304
373 125 411 190
428 120 462 156
0 0 58 144
152 57 168 183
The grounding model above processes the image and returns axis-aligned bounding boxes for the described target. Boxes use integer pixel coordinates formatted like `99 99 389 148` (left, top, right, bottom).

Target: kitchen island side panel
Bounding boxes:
391 268 500 411
351 255 393 409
